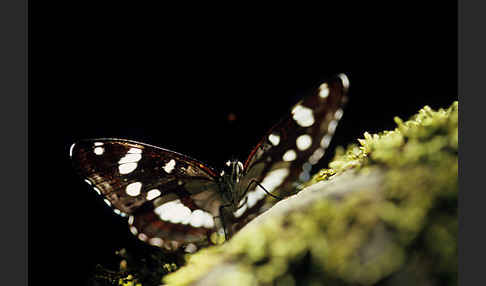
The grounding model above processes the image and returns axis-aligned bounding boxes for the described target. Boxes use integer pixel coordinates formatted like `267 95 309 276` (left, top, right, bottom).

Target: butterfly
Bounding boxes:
70 73 349 253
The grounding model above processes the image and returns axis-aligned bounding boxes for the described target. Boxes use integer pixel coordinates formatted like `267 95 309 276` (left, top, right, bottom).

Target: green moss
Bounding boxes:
164 102 458 286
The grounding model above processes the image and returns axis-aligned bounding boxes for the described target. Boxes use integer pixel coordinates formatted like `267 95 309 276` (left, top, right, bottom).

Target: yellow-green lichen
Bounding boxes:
119 275 142 286
164 101 458 286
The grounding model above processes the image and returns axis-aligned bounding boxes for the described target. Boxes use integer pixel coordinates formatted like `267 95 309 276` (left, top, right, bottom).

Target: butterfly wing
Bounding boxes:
229 74 349 233
70 138 224 251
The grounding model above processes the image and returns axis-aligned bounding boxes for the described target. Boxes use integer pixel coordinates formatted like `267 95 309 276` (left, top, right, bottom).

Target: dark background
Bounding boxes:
30 2 457 285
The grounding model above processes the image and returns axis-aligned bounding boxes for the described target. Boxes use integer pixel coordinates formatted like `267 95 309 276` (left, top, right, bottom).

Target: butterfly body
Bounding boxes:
219 160 245 207
70 74 349 252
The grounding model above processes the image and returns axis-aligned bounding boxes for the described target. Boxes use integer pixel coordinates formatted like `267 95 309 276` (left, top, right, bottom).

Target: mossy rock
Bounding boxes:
161 102 458 286
109 102 457 286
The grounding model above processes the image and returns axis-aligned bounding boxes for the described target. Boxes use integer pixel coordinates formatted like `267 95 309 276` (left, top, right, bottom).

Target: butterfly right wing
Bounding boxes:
70 138 225 251
227 74 349 235
242 74 349 194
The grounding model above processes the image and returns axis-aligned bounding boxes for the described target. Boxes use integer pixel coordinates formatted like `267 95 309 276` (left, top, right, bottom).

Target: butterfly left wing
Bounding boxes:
70 138 224 251
228 74 349 234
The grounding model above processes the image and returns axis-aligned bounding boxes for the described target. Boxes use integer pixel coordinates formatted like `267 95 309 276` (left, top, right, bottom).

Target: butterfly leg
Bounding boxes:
246 179 283 200
217 204 232 241
236 195 248 209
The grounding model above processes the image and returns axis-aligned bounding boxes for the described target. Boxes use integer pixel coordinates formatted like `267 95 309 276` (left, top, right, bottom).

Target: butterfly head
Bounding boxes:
220 160 244 204
222 160 244 183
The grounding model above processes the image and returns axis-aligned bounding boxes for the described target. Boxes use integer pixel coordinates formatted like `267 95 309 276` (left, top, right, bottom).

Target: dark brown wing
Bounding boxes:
229 74 349 233
70 138 224 252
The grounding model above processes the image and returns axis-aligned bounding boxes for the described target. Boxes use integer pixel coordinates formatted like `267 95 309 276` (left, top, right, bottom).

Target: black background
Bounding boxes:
30 2 457 285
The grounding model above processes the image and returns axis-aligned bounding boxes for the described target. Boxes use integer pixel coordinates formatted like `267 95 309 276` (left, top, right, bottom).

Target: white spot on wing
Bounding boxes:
103 198 111 207
94 146 104 155
119 153 142 164
94 142 104 146
303 162 312 172
334 108 344 120
128 148 142 154
296 134 312 151
261 168 290 192
247 190 265 208
338 73 350 90
185 243 197 253
268 134 280 146
247 168 289 208
319 83 330 98
299 171 310 181
320 134 332 148
126 182 142 197
119 162 138 174
138 233 148 241
128 215 134 225
189 210 205 227
155 200 191 224
189 210 214 228
233 203 247 218
130 226 138 235
146 189 161 200
84 179 92 186
292 104 315 127
309 148 325 165
117 148 143 174
154 199 214 228
149 237 164 247
163 159 176 173
327 120 338 134
283 149 297 162
69 143 76 157
93 186 101 195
